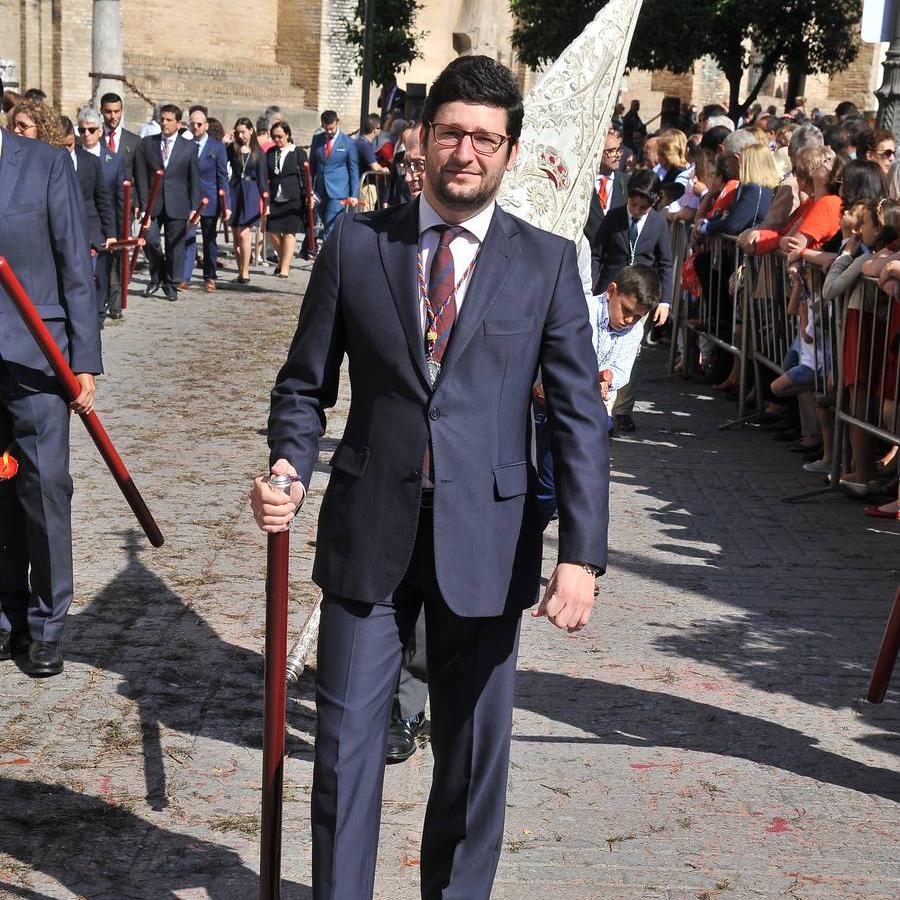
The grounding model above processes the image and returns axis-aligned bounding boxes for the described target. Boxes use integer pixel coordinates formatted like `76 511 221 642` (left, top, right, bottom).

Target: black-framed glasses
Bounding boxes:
603 146 623 156
429 123 510 156
878 148 896 160
77 126 100 134
397 159 425 175
12 120 36 132
189 121 206 129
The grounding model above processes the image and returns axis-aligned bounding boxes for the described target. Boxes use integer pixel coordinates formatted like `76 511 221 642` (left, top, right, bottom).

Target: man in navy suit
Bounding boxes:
0 120 102 678
252 56 609 900
584 126 630 280
77 107 127 316
134 104 202 301
309 110 359 238
182 106 231 292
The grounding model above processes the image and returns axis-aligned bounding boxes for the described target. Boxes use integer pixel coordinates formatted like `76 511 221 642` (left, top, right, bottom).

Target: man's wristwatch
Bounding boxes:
574 562 601 578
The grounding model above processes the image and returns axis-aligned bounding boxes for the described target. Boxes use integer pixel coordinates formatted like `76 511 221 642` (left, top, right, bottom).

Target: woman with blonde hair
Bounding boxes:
705 143 777 237
9 99 66 148
656 128 689 182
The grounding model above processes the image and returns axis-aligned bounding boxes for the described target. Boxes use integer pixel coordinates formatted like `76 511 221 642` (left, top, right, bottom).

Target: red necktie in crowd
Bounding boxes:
107 131 116 153
598 175 609 210
325 137 334 159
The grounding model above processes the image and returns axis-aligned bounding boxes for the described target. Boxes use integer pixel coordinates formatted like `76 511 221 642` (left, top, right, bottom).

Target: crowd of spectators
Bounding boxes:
610 98 899 519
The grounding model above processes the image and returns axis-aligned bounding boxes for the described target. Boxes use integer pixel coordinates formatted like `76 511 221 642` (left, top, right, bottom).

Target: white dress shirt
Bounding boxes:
160 134 174 169
69 147 78 170
104 123 122 152
594 170 618 215
417 192 494 334
85 142 101 158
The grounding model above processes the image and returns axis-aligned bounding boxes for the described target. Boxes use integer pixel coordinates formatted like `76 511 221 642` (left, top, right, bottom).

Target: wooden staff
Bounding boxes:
219 188 230 244
0 257 165 548
129 168 164 280
120 180 132 310
260 476 291 899
304 161 317 257
867 586 900 703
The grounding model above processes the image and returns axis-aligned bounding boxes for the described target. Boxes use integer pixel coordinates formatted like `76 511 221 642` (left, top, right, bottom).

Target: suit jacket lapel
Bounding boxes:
439 207 520 377
0 132 24 216
378 198 430 387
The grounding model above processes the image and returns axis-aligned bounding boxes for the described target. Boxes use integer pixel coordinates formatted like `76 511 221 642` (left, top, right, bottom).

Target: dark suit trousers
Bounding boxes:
312 507 521 900
183 216 220 282
94 251 110 315
145 213 187 288
395 605 428 720
0 372 74 642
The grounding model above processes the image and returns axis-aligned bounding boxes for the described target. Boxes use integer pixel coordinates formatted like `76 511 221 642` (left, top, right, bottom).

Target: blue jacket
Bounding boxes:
705 183 773 236
0 130 102 380
94 145 127 236
74 146 116 250
268 199 609 616
192 136 231 217
309 130 359 201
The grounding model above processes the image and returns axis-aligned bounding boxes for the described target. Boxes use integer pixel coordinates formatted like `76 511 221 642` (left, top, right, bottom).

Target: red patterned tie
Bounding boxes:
598 175 609 210
108 131 116 153
325 137 333 159
422 224 463 484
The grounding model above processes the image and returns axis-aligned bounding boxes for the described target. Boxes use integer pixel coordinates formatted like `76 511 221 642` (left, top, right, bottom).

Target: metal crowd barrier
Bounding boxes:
358 171 391 212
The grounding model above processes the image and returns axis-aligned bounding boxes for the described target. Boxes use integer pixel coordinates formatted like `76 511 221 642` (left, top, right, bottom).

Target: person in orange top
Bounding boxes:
749 145 842 256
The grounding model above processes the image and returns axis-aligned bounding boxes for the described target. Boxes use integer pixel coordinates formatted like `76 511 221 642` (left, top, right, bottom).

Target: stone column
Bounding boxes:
92 0 123 107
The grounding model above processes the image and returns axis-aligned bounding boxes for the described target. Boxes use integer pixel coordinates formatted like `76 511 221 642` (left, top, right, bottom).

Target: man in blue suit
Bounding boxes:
309 110 359 238
0 118 103 678
77 107 127 317
252 56 609 900
182 105 231 292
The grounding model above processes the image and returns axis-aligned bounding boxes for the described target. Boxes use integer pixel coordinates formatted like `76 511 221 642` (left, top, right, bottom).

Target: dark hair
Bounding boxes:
842 117 866 146
422 55 524 143
270 120 292 141
231 116 261 164
24 87 46 102
823 125 850 157
627 169 662 206
615 264 661 311
817 114 838 130
701 103 727 121
59 115 74 137
207 116 225 141
857 127 895 158
100 92 122 107
189 104 208 117
159 103 182 121
700 125 730 153
763 115 783 133
256 115 270 134
321 109 338 125
862 198 899 251
364 113 381 135
839 159 885 207
835 100 860 121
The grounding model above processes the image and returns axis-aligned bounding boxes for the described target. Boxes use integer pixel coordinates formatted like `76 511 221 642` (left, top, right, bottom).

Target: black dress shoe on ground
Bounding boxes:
614 414 636 433
143 281 161 297
162 283 178 302
109 309 123 320
386 710 426 764
0 630 30 661
23 641 63 678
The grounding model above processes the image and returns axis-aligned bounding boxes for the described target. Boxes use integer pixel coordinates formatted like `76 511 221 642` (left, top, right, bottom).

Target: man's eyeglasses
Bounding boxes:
77 126 100 134
429 123 510 156
190 121 206 129
397 159 425 176
12 120 36 132
603 146 623 157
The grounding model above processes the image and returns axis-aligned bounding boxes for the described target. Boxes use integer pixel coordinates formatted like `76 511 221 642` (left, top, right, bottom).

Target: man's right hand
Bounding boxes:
250 458 305 533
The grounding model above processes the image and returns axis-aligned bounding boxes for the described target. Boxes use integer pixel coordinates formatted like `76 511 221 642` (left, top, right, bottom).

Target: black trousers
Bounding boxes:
0 370 73 642
144 214 187 288
311 507 521 900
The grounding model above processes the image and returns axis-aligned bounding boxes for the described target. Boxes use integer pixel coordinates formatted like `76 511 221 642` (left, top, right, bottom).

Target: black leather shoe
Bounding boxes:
386 710 426 764
162 283 178 302
23 641 63 678
109 309 123 320
614 414 636 433
0 629 30 661
143 281 160 297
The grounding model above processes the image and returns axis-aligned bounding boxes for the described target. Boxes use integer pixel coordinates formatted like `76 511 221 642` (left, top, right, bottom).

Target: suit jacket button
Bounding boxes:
429 408 440 421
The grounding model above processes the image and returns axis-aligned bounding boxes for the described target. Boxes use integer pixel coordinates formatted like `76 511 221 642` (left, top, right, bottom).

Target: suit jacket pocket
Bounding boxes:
36 303 67 320
329 441 371 477
484 316 535 336
493 461 528 498
7 203 42 217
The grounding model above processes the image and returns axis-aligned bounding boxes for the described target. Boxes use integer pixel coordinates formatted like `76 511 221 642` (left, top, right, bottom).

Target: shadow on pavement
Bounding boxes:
514 670 900 802
0 775 311 899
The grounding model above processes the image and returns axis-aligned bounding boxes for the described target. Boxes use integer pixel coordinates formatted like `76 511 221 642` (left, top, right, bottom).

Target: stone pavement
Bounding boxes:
0 258 897 900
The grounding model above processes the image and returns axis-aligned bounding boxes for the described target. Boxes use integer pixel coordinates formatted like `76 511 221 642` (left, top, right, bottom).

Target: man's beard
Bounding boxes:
430 162 504 212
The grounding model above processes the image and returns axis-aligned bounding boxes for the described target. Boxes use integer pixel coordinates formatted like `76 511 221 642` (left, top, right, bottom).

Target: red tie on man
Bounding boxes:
325 136 334 159
107 130 116 153
598 175 609 210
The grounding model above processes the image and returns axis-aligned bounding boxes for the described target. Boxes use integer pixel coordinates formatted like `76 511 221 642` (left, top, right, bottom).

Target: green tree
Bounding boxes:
509 0 863 120
344 0 427 89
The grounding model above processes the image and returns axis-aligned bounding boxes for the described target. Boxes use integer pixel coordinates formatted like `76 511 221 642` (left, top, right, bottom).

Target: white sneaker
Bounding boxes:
803 459 830 474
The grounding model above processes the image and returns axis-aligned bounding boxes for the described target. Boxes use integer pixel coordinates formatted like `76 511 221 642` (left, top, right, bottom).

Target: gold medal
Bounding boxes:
427 328 438 343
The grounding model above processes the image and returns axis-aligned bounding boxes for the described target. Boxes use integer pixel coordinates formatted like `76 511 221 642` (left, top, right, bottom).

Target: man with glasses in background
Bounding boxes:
585 125 630 282
182 105 230 292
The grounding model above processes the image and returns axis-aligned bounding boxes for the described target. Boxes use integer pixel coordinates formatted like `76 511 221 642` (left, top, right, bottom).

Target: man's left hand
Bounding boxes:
345 197 359 207
188 211 201 226
653 304 670 326
532 562 595 632
70 374 96 416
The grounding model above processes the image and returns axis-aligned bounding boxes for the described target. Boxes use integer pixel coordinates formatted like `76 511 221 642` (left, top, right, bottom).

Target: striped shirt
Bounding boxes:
591 292 646 390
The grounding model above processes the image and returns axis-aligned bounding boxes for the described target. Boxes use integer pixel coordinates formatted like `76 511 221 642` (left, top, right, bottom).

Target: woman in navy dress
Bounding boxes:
228 117 269 283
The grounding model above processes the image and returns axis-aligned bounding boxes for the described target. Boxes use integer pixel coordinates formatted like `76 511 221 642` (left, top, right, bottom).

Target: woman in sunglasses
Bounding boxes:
8 99 66 148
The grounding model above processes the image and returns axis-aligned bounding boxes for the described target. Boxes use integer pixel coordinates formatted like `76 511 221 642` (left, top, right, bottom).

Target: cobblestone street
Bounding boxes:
0 260 898 900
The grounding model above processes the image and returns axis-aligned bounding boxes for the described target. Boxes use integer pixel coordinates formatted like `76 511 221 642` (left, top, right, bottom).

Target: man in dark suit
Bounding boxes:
309 110 359 238
100 92 141 316
182 105 231 292
584 126 630 279
134 104 202 301
251 56 609 900
592 169 673 432
0 121 103 678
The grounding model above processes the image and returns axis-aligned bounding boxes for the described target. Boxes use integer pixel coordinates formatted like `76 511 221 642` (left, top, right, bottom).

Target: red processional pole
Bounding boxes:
303 161 317 257
129 169 164 280
120 180 132 310
0 257 164 548
260 476 292 900
219 188 230 244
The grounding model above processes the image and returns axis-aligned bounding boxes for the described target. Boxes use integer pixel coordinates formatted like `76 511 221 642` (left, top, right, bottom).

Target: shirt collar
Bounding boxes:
197 134 208 152
85 143 102 157
418 191 495 243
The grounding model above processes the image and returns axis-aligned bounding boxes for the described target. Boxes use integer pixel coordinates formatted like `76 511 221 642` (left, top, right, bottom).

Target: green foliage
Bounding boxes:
509 0 863 117
344 0 427 88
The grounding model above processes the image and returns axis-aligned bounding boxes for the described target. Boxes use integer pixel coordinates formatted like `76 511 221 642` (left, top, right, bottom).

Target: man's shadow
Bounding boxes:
514 670 900 802
0 775 311 899
64 529 314 811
